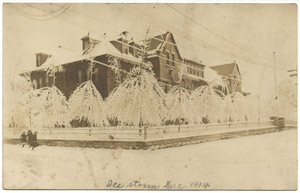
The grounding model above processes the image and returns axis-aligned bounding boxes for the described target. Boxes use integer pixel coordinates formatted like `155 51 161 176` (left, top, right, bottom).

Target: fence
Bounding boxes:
4 120 284 141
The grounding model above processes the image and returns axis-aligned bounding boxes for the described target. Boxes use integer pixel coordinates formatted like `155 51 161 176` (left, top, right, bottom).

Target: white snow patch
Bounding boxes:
3 130 297 190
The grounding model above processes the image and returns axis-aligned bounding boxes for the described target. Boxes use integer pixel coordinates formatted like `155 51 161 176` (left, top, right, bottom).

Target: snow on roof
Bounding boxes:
19 47 84 74
210 63 239 77
19 38 148 74
204 66 223 83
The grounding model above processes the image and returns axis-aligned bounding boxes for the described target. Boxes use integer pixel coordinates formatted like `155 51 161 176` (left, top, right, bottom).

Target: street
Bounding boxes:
3 129 297 190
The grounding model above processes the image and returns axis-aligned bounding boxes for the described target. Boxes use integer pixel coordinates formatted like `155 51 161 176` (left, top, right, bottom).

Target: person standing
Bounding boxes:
27 130 33 148
20 131 27 147
31 131 39 150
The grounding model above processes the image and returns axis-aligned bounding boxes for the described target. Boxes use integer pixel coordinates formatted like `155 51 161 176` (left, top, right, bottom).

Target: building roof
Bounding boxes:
204 66 224 84
210 63 241 77
19 39 148 74
147 33 167 52
146 31 183 60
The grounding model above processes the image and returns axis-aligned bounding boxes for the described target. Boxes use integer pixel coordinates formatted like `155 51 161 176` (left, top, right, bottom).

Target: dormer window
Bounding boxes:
81 33 100 54
37 55 42 66
35 52 51 67
83 39 90 51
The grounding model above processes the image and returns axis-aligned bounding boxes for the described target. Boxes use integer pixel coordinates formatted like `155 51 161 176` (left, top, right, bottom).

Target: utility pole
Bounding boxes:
273 52 278 101
273 51 278 123
258 66 266 123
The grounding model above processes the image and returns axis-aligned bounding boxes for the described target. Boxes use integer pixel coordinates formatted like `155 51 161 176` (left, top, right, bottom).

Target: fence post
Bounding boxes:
144 126 148 140
89 129 92 136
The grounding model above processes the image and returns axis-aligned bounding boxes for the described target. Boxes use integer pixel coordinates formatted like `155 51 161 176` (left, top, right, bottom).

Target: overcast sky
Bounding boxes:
3 3 297 99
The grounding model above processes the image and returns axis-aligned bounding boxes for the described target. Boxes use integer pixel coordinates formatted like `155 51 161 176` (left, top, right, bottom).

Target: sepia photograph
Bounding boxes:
2 1 298 190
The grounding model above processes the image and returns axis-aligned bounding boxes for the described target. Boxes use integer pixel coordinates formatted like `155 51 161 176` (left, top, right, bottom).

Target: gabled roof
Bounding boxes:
147 31 183 60
210 63 241 77
147 33 167 51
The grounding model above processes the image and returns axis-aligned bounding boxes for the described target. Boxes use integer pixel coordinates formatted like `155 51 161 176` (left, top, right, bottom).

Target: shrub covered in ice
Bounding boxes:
68 80 109 127
31 86 70 129
164 85 193 124
6 75 34 129
106 67 166 126
190 85 226 123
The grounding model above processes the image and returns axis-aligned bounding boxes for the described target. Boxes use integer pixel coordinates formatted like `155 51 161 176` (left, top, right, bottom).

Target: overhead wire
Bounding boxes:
121 4 290 71
12 3 290 73
166 4 290 69
50 3 286 72
12 3 286 87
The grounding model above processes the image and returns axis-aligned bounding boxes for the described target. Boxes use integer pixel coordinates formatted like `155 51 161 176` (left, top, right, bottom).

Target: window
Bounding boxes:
187 67 191 74
39 78 43 88
32 79 37 89
45 75 49 86
78 70 82 83
82 69 86 81
86 69 90 80
93 68 99 82
166 51 170 65
133 46 137 57
196 66 200 77
171 53 175 66
199 66 204 77
122 40 129 54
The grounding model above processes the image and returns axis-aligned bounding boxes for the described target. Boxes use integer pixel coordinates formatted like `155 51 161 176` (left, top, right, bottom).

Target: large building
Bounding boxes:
211 62 250 96
20 31 244 98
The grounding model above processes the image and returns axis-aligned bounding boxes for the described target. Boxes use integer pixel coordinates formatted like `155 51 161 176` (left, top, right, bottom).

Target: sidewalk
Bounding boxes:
3 124 296 150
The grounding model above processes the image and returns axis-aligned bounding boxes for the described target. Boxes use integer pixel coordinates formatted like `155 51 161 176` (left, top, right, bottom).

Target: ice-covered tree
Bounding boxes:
30 86 70 128
108 55 122 84
190 85 226 123
68 61 109 127
105 28 166 126
7 74 35 129
259 78 297 121
261 98 297 121
164 85 193 124
278 79 297 108
222 95 235 122
231 92 253 122
25 64 71 129
106 67 166 126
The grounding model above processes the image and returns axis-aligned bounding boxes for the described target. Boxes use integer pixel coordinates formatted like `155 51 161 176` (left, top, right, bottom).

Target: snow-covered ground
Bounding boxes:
3 129 297 190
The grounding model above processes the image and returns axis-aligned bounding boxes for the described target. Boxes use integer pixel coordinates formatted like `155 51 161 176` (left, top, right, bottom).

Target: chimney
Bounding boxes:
35 52 51 67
